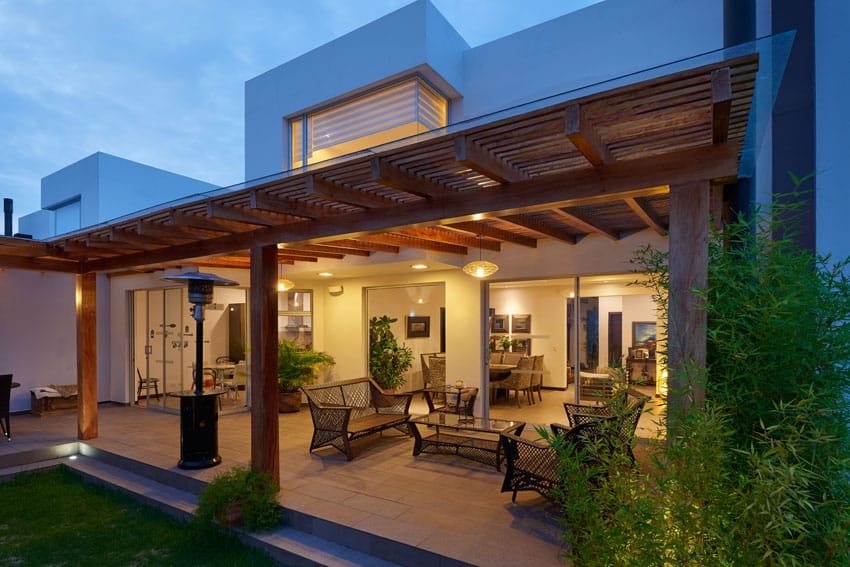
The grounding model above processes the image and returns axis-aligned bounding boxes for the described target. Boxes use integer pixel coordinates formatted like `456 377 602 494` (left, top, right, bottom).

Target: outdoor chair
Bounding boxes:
424 356 446 393
490 356 533 407
444 386 478 417
499 420 610 503
0 374 12 441
563 388 648 464
135 369 160 403
530 354 545 402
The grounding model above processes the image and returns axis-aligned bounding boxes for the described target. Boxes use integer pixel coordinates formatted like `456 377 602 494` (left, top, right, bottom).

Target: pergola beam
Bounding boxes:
565 103 613 166
306 175 392 208
400 227 501 251
501 215 578 244
624 197 667 235
371 158 454 199
454 135 527 183
711 67 732 144
552 207 620 241
446 221 538 248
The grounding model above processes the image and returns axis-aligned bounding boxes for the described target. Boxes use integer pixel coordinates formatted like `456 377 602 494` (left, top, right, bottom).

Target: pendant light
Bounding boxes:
277 263 295 292
462 235 499 278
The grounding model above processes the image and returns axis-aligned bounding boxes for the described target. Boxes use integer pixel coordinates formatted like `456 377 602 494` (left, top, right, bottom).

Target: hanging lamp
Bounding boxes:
277 263 295 292
462 235 499 278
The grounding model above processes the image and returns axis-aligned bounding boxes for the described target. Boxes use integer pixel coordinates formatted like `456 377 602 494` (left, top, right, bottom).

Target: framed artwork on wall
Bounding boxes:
513 338 532 355
406 316 430 338
490 314 508 334
511 314 531 334
632 321 657 349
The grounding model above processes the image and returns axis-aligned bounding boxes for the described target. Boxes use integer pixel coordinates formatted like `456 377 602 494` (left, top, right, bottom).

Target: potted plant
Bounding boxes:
196 466 280 532
368 315 414 391
277 339 334 413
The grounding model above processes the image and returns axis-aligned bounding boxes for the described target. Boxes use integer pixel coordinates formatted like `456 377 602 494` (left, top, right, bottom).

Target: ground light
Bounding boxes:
161 272 238 469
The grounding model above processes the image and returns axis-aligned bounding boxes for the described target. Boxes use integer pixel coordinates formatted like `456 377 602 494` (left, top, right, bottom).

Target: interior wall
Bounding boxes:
0 269 76 412
366 284 446 391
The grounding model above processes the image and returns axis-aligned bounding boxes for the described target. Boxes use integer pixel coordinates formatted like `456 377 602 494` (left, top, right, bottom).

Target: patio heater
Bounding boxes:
161 272 238 469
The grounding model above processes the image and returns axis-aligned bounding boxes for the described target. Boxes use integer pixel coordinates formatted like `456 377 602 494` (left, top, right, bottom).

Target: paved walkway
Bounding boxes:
1 396 579 566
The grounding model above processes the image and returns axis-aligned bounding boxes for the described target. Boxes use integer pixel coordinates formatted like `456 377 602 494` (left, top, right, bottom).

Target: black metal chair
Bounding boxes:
1 374 13 441
563 388 649 464
499 420 609 503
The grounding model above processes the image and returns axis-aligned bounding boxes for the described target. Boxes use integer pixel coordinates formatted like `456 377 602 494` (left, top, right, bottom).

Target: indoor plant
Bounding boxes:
277 339 334 413
368 315 414 391
196 466 280 532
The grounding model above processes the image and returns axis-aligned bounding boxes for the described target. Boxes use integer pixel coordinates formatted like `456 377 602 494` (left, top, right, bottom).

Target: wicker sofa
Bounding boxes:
302 377 413 460
30 384 78 416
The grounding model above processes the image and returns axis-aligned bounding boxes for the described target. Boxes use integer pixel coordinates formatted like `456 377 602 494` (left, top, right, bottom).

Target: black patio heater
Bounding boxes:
162 272 238 469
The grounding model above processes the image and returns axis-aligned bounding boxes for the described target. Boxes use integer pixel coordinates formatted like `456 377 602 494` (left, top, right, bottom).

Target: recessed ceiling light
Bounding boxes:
318 272 333 277
411 263 428 270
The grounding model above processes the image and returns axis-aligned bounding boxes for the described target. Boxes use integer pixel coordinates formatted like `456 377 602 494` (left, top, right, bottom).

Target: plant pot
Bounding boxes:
215 499 243 527
278 391 302 413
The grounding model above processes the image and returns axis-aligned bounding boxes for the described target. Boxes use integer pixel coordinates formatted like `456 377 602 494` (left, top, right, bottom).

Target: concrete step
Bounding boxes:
65 453 403 567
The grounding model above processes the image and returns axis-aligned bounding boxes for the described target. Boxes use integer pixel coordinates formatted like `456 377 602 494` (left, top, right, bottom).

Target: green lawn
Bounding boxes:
0 466 283 566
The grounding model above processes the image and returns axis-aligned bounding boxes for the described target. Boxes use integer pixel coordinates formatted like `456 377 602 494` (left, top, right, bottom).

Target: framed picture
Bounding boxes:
632 321 657 349
490 313 508 334
513 338 532 355
511 314 531 334
406 315 430 338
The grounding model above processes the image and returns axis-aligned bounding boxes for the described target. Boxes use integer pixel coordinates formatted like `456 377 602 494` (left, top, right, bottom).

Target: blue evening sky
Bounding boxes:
0 0 600 230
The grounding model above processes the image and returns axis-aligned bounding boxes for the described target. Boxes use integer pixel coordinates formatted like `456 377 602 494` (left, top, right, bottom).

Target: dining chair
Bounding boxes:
489 351 503 365
530 355 545 402
0 374 12 441
502 352 524 366
135 369 160 403
493 356 534 407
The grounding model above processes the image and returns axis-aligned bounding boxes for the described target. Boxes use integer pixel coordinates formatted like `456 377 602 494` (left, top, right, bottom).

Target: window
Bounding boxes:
278 290 314 349
290 77 448 168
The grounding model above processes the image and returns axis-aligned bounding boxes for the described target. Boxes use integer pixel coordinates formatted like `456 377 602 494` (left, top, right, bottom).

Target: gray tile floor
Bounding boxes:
0 387 664 566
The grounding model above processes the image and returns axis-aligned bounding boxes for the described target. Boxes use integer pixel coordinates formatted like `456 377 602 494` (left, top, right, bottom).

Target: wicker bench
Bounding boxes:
302 377 413 460
30 385 78 416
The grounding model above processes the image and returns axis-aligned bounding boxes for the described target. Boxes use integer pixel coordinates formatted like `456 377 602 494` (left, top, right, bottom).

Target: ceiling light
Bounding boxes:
318 272 333 277
411 263 428 270
462 235 499 278
277 263 295 292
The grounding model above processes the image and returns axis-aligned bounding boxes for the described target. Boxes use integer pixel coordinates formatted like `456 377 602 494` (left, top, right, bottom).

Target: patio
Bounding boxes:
0 389 661 566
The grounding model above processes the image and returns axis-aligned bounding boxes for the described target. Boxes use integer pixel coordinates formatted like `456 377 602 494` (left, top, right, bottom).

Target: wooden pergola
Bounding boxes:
0 53 758 483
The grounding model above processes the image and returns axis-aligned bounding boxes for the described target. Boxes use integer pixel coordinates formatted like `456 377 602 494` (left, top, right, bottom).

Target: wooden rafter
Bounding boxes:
446 221 538 248
207 200 287 227
624 197 667 236
371 158 454 199
110 228 180 247
711 67 732 144
251 190 324 219
400 227 500 251
282 243 370 257
306 175 393 208
454 135 527 183
565 103 613 166
136 220 207 241
551 207 620 241
501 215 577 244
361 234 468 255
169 210 253 234
326 238 400 254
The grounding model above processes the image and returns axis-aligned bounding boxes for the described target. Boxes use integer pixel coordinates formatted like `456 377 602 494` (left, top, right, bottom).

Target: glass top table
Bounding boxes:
408 412 525 470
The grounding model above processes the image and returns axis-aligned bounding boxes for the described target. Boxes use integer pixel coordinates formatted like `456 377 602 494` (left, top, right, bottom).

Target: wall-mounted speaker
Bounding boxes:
328 285 344 296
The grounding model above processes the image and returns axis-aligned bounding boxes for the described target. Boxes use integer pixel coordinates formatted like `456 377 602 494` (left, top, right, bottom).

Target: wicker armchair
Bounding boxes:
444 386 478 417
499 420 609 503
530 355 545 402
563 388 648 464
302 377 413 460
491 356 534 407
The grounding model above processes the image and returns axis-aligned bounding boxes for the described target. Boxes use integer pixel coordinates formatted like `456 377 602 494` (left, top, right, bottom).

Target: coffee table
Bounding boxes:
408 412 525 471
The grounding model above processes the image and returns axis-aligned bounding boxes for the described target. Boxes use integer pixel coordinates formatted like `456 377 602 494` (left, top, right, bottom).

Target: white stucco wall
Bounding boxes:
19 152 218 238
0 270 76 412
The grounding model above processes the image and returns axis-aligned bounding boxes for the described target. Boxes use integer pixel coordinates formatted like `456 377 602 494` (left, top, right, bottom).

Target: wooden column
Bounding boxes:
76 272 98 440
250 244 279 487
667 180 710 424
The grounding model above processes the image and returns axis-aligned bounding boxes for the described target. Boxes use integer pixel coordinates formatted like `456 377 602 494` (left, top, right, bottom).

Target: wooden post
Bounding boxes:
76 272 98 440
250 244 279 487
667 181 710 425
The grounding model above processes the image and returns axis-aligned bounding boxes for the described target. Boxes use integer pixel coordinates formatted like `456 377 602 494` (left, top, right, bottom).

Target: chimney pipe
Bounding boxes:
3 198 11 237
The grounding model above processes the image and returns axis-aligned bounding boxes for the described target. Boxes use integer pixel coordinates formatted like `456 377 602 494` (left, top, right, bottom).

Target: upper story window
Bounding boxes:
289 77 448 169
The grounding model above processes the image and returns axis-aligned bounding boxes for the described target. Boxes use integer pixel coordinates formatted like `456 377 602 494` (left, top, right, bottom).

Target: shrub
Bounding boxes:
196 466 281 532
557 184 850 566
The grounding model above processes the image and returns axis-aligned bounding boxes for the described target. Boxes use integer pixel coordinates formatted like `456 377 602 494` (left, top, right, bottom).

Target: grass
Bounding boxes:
0 466 283 566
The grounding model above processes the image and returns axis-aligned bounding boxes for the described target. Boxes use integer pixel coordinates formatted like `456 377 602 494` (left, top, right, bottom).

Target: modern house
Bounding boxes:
0 0 842 487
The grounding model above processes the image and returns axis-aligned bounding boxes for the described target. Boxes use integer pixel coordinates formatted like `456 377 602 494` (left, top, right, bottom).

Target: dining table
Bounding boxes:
489 363 516 382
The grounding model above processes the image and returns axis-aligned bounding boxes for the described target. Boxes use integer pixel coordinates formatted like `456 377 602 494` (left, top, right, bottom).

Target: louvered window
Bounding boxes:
290 77 447 169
